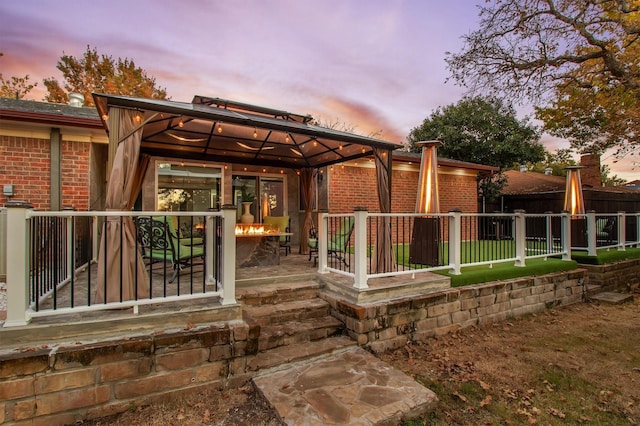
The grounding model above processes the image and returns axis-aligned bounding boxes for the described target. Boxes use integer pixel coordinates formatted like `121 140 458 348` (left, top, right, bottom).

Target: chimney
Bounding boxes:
580 154 602 187
68 92 84 107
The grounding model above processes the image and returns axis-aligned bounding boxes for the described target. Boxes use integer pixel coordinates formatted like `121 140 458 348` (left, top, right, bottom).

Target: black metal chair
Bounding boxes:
136 216 204 283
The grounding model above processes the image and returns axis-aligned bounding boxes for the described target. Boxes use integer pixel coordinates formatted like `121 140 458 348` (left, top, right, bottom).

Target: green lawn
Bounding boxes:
371 242 640 287
571 246 640 264
393 240 561 267
433 257 578 287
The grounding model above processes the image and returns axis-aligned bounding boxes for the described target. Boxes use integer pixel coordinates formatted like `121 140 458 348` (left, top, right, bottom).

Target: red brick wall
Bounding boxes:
328 164 479 214
62 140 90 210
0 136 90 210
0 135 51 209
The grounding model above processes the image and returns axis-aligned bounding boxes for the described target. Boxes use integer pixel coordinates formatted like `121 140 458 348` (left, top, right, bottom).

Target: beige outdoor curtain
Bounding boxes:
374 148 395 273
299 168 314 255
95 108 151 303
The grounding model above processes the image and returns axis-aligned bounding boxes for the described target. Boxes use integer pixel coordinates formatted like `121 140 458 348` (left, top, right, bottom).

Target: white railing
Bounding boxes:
3 202 238 327
318 209 584 288
5 204 640 325
0 208 6 280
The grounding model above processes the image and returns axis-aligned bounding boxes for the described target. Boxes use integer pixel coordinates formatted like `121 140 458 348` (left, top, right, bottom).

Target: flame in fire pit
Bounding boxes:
235 224 277 235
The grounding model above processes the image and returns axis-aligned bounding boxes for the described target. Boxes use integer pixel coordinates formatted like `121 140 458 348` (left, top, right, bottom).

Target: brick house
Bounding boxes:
496 155 640 213
0 97 494 221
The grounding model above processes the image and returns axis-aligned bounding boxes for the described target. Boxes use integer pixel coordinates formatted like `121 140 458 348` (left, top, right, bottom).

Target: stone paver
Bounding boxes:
253 347 437 425
590 291 634 304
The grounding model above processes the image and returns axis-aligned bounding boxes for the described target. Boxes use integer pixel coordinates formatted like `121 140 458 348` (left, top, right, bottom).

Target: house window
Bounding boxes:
157 162 222 212
232 174 286 222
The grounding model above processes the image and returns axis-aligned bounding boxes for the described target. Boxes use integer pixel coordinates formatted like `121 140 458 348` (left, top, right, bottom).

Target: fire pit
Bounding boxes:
234 223 279 236
234 223 291 267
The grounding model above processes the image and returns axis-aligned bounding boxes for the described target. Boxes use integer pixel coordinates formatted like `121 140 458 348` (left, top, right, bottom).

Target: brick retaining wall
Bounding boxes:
0 270 587 423
0 320 258 425
580 258 640 293
321 269 587 354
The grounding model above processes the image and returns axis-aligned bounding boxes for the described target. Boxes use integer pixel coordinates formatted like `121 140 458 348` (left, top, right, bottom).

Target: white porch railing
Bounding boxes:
3 202 237 327
4 204 640 326
318 208 640 289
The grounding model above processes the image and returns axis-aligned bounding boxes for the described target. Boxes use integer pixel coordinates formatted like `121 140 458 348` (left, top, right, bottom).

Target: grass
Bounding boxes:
389 240 577 286
388 298 640 425
571 246 640 264
386 241 640 286
433 257 579 287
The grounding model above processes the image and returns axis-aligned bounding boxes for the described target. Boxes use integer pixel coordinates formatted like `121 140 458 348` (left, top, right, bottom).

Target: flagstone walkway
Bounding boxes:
253 347 438 425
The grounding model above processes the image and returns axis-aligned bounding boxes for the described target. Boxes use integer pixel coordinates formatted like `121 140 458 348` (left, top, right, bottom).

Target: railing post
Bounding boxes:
318 210 328 272
514 209 526 267
448 209 461 275
586 211 597 256
636 213 640 248
545 211 553 254
617 211 626 251
205 209 216 284
561 211 572 261
220 205 236 305
4 201 32 327
92 214 99 263
353 207 368 289
63 206 75 279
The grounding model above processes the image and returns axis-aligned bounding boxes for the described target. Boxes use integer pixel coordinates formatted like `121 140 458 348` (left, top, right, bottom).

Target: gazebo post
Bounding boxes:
221 205 237 305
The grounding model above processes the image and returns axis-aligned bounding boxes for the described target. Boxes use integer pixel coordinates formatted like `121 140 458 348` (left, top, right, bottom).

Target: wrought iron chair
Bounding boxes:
308 217 355 267
136 216 204 283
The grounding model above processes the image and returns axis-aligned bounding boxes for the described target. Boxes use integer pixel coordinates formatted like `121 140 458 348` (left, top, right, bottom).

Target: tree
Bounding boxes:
446 0 640 156
0 53 37 99
408 96 544 199
43 46 168 107
530 148 578 176
601 164 627 186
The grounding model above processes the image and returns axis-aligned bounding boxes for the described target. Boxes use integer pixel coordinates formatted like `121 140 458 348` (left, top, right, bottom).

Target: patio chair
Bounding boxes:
136 216 204 283
308 225 318 265
596 217 616 243
309 217 355 267
171 216 204 246
263 215 291 255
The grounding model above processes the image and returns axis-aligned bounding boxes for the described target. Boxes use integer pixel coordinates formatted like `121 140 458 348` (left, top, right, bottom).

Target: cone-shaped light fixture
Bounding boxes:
415 141 442 214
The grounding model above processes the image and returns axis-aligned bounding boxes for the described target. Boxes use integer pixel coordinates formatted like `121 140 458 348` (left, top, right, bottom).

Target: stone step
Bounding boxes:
590 291 634 304
248 335 356 373
258 315 344 351
237 280 322 306
585 283 602 296
253 346 438 425
243 298 330 326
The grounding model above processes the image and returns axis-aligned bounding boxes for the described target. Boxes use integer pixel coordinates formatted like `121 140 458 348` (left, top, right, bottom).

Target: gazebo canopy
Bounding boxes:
93 94 402 169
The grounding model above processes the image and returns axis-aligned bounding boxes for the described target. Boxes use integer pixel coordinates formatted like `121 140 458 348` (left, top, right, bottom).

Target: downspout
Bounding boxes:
50 127 61 211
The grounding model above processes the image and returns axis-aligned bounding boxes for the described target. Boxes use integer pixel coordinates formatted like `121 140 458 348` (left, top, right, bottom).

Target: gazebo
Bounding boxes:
92 94 402 301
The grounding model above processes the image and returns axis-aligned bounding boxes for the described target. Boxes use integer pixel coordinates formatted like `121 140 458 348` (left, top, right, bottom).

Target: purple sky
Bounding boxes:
0 0 635 180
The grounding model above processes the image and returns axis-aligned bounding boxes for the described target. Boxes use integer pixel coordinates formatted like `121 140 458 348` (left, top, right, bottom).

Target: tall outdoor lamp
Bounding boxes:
564 166 586 247
415 141 442 215
410 140 442 265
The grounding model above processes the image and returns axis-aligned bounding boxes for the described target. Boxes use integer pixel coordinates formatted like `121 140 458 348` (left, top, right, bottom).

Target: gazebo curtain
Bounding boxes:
299 167 314 255
95 108 151 303
374 148 395 273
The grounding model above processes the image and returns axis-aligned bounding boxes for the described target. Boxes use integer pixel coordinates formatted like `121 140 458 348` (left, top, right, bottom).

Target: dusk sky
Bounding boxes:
0 0 635 180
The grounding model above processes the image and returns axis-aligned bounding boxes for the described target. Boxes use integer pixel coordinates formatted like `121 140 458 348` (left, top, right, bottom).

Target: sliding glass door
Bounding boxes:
232 174 286 223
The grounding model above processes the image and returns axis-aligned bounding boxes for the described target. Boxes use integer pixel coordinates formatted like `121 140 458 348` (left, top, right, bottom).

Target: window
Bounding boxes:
157 162 222 212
